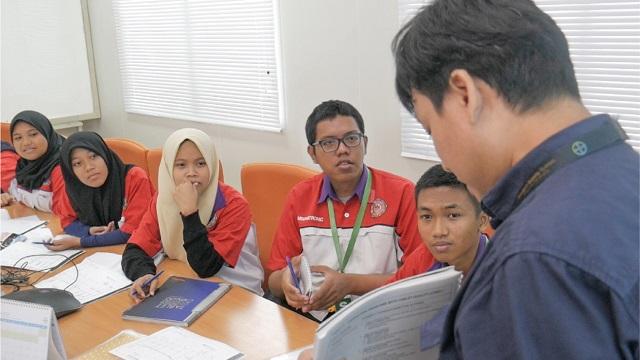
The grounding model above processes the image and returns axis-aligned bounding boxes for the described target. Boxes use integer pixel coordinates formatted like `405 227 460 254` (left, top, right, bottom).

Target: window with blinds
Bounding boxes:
112 0 284 132
398 0 640 160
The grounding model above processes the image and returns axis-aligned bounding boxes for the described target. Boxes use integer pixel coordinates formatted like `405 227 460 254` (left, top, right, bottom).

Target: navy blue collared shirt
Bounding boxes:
440 114 639 359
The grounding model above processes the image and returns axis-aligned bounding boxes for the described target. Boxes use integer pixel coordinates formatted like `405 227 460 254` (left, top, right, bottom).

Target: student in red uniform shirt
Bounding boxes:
122 128 264 298
0 111 66 212
0 141 19 196
267 100 428 321
46 131 153 250
387 164 490 284
299 165 490 360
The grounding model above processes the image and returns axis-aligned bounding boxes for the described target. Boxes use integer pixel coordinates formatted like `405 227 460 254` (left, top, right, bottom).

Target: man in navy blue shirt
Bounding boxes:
393 0 639 358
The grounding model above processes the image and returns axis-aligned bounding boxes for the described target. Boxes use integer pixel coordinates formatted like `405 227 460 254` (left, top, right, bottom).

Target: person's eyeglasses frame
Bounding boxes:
312 132 366 153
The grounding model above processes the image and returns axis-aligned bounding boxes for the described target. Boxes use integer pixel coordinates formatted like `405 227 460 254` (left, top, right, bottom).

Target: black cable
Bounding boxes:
1 253 80 293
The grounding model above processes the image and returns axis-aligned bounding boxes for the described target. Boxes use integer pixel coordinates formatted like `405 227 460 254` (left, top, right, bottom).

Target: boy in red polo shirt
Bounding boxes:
267 100 428 321
299 165 490 359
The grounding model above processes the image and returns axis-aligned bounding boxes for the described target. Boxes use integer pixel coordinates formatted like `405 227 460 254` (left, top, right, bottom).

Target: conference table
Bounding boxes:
1 204 318 359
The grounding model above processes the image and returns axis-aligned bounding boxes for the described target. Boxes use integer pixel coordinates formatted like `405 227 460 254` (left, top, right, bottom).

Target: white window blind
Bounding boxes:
398 0 438 161
398 0 640 160
112 0 284 132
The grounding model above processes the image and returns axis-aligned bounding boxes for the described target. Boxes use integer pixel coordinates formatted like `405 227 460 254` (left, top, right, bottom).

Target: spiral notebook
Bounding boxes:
122 276 231 327
0 298 67 360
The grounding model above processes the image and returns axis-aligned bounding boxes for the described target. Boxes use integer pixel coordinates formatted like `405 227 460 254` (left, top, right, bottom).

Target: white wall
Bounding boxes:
86 0 435 189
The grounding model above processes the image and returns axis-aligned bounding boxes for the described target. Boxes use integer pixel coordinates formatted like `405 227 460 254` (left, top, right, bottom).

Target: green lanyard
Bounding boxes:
327 168 372 273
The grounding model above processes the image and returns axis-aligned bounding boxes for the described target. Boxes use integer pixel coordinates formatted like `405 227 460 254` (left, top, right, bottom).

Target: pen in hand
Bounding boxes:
286 256 302 294
131 270 165 298
32 241 53 245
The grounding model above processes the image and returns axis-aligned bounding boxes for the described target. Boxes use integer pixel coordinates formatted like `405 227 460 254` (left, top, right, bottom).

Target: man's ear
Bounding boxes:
448 69 484 125
363 135 368 155
478 211 490 233
307 145 317 163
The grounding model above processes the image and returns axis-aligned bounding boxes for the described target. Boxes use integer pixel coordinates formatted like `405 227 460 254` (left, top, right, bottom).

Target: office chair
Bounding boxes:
1 123 10 143
104 138 149 174
240 162 318 291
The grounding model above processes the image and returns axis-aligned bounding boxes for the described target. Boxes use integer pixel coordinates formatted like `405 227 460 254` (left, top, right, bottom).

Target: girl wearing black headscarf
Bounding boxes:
1 111 66 212
46 131 153 250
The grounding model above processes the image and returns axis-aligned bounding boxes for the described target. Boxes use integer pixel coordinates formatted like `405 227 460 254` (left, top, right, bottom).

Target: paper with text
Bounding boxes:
34 252 132 304
314 267 461 360
0 215 43 234
0 241 83 271
110 326 243 360
1 298 67 360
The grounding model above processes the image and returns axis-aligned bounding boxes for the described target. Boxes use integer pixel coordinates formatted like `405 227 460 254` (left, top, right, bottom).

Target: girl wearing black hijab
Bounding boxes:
1 110 66 212
46 131 153 250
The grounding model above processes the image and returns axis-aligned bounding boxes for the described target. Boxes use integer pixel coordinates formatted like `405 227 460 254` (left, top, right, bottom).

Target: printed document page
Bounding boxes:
35 252 132 304
0 215 44 234
314 267 460 360
110 326 243 360
0 241 83 271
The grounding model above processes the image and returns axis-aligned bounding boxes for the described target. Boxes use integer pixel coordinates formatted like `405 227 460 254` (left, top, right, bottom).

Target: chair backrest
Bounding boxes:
240 162 318 290
1 123 10 143
146 148 224 192
146 148 162 192
104 138 149 174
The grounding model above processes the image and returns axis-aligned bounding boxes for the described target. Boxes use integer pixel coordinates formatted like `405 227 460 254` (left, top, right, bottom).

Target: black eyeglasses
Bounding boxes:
312 133 365 153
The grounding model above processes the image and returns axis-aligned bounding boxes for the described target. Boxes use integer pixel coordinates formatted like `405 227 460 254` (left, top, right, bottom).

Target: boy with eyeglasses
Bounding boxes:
267 99 430 321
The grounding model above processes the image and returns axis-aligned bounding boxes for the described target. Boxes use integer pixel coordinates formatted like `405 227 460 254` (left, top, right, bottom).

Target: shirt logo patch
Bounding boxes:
370 198 387 218
297 215 324 222
206 213 218 229
571 141 588 156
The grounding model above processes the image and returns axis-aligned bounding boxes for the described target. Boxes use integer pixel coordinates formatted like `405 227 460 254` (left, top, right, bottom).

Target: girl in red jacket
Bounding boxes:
1 111 65 212
46 131 153 250
122 128 264 298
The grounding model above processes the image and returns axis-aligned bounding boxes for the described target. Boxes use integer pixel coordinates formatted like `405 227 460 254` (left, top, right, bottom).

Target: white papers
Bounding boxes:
34 252 132 304
314 267 461 360
110 326 243 360
0 215 52 241
75 329 146 359
270 346 312 360
0 208 9 221
0 241 83 271
1 298 67 360
0 215 47 235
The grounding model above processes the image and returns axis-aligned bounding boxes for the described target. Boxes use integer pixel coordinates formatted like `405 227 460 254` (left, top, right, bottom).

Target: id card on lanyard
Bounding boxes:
326 167 372 312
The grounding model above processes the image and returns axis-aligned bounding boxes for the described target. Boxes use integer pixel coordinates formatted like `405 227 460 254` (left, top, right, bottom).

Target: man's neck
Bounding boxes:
331 177 360 199
456 244 478 277
510 98 592 167
330 167 364 199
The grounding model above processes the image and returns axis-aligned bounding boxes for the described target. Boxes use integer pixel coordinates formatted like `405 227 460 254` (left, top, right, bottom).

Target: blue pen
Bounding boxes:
31 241 53 245
285 256 302 293
142 270 164 289
132 270 165 296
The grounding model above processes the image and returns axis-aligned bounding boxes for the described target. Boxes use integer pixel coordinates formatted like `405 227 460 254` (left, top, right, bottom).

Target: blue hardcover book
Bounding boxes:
122 276 231 327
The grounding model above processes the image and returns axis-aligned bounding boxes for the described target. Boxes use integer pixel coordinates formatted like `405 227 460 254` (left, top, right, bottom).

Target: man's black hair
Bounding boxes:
416 164 481 213
305 100 365 145
393 0 580 114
